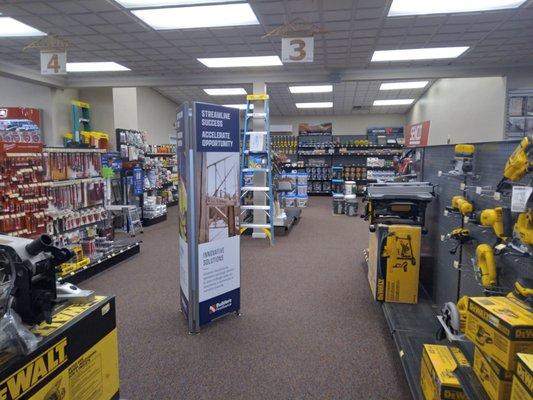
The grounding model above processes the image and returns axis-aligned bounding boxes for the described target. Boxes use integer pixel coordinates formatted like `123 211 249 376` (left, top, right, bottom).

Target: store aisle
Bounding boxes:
86 197 410 400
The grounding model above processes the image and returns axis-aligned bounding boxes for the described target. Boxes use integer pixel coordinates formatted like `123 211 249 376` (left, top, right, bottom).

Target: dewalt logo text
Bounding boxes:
0 338 67 400
516 362 532 392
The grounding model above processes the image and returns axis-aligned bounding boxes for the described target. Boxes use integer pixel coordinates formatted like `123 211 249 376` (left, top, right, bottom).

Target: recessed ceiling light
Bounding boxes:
132 3 258 30
66 62 131 72
289 85 333 94
295 102 333 109
198 56 282 68
204 88 247 96
223 104 253 110
372 47 468 61
0 17 45 37
116 0 237 7
388 0 527 16
380 81 429 90
373 99 414 106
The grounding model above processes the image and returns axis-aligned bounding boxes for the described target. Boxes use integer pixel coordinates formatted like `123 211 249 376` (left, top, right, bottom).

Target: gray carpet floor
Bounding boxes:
85 197 411 399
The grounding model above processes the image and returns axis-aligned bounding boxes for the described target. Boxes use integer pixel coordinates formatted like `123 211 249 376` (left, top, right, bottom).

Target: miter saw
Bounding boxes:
0 234 94 355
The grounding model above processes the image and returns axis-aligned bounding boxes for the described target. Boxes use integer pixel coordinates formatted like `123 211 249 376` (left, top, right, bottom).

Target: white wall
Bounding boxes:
137 87 177 144
270 114 406 135
407 77 507 145
112 87 138 135
0 76 79 145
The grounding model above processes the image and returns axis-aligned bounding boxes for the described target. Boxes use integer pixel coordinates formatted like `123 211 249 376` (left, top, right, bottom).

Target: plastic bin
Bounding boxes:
297 195 308 208
285 193 296 208
345 181 356 195
345 194 358 216
297 184 307 195
332 194 345 215
297 172 308 185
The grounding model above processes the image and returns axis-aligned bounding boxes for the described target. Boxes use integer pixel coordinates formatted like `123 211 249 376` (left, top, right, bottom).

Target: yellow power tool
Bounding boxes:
450 195 474 216
475 244 497 288
496 134 533 192
475 207 513 241
507 278 533 309
450 144 475 175
514 210 533 247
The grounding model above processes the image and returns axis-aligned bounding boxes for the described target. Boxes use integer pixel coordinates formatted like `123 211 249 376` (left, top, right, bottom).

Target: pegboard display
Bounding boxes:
419 141 532 305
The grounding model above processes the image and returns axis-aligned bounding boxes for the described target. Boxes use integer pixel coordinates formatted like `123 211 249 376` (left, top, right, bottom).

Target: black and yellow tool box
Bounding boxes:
511 353 532 400
420 344 469 400
0 296 119 400
368 224 421 304
465 296 533 371
473 346 513 400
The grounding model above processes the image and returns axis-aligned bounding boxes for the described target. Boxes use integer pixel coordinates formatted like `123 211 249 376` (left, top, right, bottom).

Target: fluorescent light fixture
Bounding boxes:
198 55 282 68
372 46 468 62
116 0 237 7
204 88 247 96
66 62 130 72
132 3 259 30
0 17 45 37
388 0 527 16
289 85 333 94
295 102 333 109
380 81 429 90
222 104 253 110
373 99 414 106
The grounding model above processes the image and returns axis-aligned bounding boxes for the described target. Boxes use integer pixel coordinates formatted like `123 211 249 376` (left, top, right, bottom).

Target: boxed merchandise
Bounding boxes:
465 296 533 371
420 344 469 400
511 353 532 400
367 224 421 304
473 347 513 400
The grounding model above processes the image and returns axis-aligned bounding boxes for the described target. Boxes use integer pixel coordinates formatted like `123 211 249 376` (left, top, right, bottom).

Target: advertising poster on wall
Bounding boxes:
0 107 42 143
298 122 332 135
194 102 240 326
405 121 431 147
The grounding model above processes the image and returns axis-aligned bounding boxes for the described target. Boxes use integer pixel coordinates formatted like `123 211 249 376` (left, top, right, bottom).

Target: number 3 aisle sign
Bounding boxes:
40 51 67 75
281 37 314 62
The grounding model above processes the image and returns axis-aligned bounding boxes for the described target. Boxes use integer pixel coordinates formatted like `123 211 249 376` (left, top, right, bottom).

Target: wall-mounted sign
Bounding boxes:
405 121 431 147
281 37 314 63
40 51 67 75
298 122 332 135
0 107 42 143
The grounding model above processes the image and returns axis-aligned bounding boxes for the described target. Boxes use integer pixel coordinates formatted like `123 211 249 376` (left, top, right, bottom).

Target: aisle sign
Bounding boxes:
282 37 314 63
40 51 67 75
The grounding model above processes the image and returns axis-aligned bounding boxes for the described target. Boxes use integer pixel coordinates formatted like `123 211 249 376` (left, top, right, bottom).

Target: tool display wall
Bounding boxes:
419 141 532 305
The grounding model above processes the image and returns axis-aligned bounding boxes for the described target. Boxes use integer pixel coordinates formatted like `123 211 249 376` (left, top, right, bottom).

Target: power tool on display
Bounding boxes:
449 144 475 175
471 207 513 242
447 195 474 217
444 228 473 255
507 278 533 309
0 234 94 355
436 296 469 341
473 244 498 288
496 134 533 193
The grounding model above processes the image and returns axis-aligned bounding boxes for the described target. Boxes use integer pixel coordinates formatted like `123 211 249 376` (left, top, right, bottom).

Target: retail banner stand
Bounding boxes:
177 102 241 333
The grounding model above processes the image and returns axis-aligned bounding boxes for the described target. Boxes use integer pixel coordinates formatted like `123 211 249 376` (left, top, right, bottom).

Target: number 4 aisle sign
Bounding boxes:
40 51 67 75
281 37 314 63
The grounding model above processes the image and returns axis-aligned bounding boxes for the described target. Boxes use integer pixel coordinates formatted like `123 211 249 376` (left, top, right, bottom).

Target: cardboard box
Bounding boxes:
420 344 469 400
511 353 533 400
473 347 513 400
0 296 119 400
367 224 421 304
465 297 533 371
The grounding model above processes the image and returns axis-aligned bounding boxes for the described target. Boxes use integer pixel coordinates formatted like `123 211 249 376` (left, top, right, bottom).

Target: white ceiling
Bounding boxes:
0 0 532 115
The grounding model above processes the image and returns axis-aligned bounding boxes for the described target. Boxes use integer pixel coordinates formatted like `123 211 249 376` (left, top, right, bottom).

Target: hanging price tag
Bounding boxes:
511 186 533 212
40 51 67 75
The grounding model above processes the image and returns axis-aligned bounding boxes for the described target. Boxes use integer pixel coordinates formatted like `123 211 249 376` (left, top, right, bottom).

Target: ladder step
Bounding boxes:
246 113 267 118
241 223 271 229
241 205 270 210
242 168 269 172
241 186 269 191
245 131 267 135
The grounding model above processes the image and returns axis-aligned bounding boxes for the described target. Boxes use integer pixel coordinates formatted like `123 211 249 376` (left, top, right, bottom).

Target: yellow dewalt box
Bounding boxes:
473 346 513 400
0 296 119 400
511 353 533 400
420 344 469 400
465 296 533 371
368 224 421 304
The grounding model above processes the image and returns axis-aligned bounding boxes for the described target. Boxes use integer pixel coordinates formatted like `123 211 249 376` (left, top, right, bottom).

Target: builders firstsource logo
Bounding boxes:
209 299 232 314
0 109 7 118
